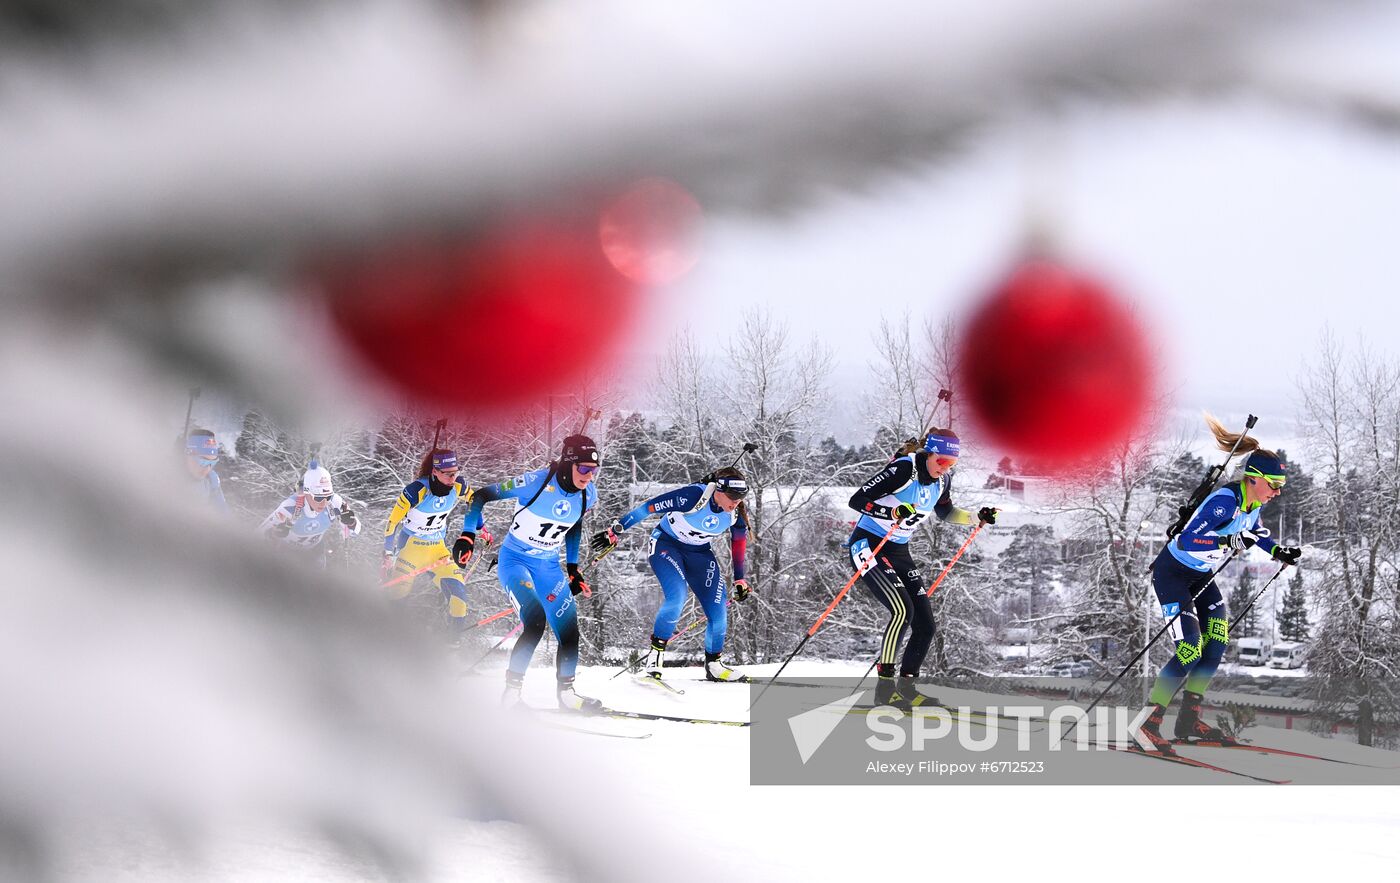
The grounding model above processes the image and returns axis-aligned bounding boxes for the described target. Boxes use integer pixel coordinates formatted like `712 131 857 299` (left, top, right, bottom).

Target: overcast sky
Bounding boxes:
625 5 1400 449
645 97 1398 448
186 2 1400 462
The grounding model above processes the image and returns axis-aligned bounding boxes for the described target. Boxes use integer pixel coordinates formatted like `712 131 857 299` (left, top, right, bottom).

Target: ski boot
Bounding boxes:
637 637 686 693
873 668 937 712
502 671 525 709
1136 703 1177 755
557 677 604 714
640 636 667 681
894 675 939 711
704 651 749 683
1173 691 1239 745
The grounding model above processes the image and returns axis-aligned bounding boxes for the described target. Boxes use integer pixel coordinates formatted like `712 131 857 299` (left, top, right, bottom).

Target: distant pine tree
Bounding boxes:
1278 570 1310 643
1227 568 1260 637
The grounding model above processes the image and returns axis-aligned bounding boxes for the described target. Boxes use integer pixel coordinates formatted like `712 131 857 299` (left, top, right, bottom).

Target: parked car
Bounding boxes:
1048 660 1094 678
1235 636 1271 666
1268 642 1309 669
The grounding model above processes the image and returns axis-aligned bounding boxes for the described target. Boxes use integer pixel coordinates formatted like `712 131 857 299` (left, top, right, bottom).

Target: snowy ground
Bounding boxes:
57 659 1400 881
473 659 1400 880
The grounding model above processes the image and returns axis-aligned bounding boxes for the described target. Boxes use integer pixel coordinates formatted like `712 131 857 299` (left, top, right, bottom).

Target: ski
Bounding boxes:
547 706 750 727
1172 738 1400 769
755 679 842 690
539 718 654 739
1105 744 1291 784
635 671 686 695
833 703 1043 731
703 671 750 684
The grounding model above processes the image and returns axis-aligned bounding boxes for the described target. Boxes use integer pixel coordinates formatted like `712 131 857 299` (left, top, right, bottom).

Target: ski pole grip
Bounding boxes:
1245 414 1257 429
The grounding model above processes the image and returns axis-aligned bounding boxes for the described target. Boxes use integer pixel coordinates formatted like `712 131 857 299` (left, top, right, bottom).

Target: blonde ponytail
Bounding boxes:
1204 413 1277 460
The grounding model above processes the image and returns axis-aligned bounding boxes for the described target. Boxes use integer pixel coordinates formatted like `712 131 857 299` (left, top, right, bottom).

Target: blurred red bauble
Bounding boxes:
956 259 1153 467
318 216 640 412
598 177 703 285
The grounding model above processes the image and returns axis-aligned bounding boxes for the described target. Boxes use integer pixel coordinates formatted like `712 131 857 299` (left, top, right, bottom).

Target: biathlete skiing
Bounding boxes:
183 428 229 512
846 427 998 710
258 459 362 566
383 448 481 632
592 466 753 685
1137 416 1302 754
458 435 602 712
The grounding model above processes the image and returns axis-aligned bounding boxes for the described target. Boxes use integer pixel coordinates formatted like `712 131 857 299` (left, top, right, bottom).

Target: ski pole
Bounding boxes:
379 556 452 589
609 612 707 680
181 387 201 440
1057 552 1238 745
464 622 523 671
458 534 495 582
751 520 902 708
928 520 984 595
1154 562 1292 710
851 660 877 693
847 522 983 696
468 607 514 630
381 535 493 590
728 441 758 470
1229 562 1290 630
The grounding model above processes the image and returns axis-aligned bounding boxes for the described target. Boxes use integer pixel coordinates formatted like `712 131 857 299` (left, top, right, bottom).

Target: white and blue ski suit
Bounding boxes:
464 465 596 682
615 483 749 655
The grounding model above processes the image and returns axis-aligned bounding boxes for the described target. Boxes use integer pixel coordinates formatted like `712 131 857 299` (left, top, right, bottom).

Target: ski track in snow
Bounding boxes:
437 659 1400 881
27 651 1400 881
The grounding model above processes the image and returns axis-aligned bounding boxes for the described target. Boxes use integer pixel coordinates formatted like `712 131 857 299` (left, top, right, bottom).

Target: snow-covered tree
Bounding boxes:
1278 569 1311 644
1297 330 1400 747
1044 421 1194 689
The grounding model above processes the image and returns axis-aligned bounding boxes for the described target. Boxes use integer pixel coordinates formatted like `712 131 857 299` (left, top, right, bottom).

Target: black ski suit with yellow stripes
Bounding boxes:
846 453 973 676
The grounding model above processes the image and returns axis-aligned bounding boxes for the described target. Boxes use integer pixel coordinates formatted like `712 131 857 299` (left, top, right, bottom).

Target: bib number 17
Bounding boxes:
534 522 570 541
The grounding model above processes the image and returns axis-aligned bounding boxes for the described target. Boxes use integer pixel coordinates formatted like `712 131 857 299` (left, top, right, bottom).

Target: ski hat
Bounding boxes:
715 473 749 499
1243 450 1286 482
559 435 600 468
302 461 334 496
185 431 219 464
431 449 458 471
923 432 961 458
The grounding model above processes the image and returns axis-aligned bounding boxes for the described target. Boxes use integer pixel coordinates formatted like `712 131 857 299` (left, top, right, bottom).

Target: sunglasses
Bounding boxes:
575 464 599 476
934 457 958 469
311 494 332 502
193 456 218 466
1260 476 1286 490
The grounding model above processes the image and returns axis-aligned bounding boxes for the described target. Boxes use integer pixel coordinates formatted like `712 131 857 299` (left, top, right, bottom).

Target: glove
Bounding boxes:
566 563 592 599
479 527 495 547
591 520 624 556
1271 545 1303 566
452 531 476 566
1222 531 1258 553
339 508 359 528
892 502 917 523
977 507 998 525
732 578 752 603
380 553 397 579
